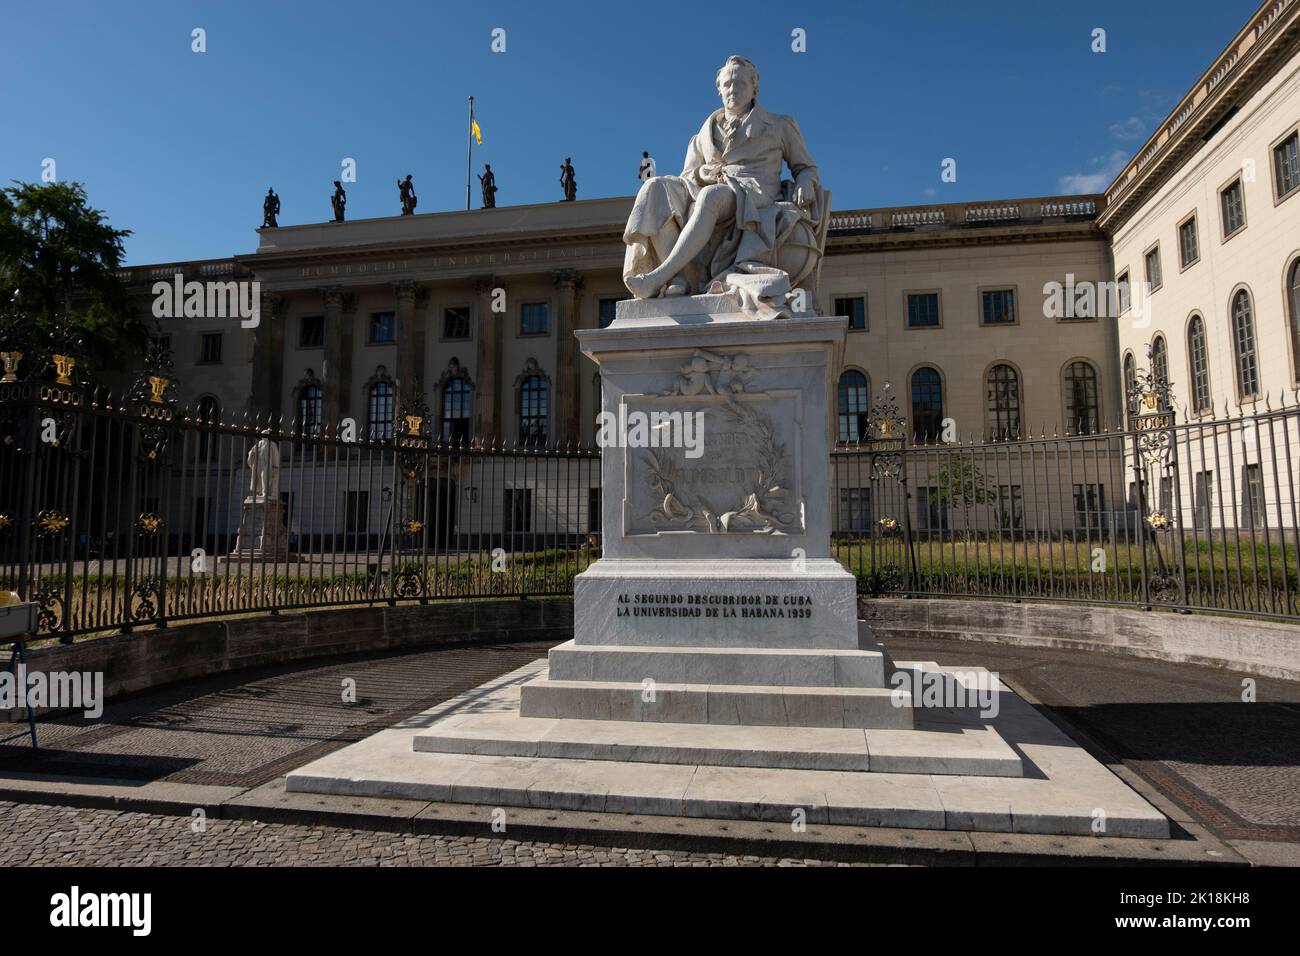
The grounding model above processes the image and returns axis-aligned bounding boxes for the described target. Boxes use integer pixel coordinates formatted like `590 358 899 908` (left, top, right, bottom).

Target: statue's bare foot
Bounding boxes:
663 275 689 296
624 273 662 299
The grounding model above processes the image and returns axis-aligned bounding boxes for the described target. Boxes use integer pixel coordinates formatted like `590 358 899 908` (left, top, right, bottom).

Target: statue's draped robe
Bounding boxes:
623 104 819 315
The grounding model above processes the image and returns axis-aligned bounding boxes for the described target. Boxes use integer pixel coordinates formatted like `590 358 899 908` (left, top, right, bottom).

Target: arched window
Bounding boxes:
297 384 322 436
1187 315 1211 414
1062 361 1099 435
520 375 548 446
985 364 1020 441
442 378 472 443
1151 335 1169 411
910 366 943 444
367 381 394 440
196 396 220 459
1288 261 1300 384
1231 289 1259 400
1122 352 1137 420
836 370 870 442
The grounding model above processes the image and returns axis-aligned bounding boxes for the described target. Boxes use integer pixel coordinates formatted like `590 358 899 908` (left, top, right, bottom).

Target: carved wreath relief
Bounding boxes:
638 350 800 534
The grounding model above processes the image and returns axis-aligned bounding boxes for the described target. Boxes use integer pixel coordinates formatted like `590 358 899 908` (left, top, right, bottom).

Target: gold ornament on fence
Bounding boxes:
877 516 898 532
404 414 423 436
137 514 163 534
0 351 21 382
38 511 69 535
1144 510 1171 531
52 354 75 385
404 519 424 534
147 375 169 403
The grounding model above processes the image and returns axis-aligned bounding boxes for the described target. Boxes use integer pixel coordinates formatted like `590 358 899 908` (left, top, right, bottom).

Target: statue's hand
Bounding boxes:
793 182 814 208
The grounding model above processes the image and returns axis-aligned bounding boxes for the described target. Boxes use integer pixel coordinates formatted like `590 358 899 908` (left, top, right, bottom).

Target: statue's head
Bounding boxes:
715 55 758 113
334 180 341 187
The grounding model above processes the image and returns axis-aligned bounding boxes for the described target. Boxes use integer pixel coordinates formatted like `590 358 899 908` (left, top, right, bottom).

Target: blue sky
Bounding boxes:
0 0 1260 265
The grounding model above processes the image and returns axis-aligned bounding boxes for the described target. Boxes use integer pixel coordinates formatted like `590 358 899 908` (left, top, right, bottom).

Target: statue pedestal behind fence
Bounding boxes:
226 497 290 563
569 294 863 652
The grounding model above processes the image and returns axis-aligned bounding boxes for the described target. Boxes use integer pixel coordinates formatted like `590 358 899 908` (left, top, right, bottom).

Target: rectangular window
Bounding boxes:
299 315 324 348
598 298 620 329
442 306 470 340
996 485 1023 531
1178 215 1199 268
1274 130 1299 200
906 292 940 328
1243 464 1265 529
345 490 370 535
1159 476 1172 514
1116 271 1131 314
1144 246 1162 291
521 302 549 336
198 332 223 364
838 488 873 532
834 296 867 331
1194 471 1214 531
369 311 396 344
915 485 949 532
1073 483 1107 533
1220 178 1245 237
980 289 1016 325
504 488 533 535
587 487 601 535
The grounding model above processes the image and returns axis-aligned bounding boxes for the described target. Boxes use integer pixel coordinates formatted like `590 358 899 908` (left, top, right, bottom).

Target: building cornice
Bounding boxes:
1098 0 1300 234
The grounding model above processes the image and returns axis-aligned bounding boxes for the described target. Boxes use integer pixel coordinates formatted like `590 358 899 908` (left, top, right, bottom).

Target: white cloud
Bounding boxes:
1108 116 1146 141
1057 150 1130 194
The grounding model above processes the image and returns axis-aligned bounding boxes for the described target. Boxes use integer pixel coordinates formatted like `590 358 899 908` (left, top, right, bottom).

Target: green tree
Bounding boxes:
0 181 145 372
930 456 989 540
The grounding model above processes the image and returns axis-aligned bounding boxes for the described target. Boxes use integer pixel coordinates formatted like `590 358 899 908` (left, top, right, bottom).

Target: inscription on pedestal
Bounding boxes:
615 591 816 620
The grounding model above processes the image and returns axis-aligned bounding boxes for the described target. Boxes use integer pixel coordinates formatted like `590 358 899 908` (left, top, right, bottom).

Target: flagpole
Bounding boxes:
466 96 473 211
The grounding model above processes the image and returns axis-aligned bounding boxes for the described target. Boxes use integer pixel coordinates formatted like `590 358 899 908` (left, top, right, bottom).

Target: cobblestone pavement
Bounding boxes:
0 801 867 866
1 639 559 788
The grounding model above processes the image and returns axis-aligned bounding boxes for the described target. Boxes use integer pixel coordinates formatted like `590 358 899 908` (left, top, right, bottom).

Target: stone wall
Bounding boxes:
863 597 1300 681
8 599 572 718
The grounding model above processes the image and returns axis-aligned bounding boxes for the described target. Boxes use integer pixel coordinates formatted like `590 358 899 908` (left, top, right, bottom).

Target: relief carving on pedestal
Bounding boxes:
640 350 798 534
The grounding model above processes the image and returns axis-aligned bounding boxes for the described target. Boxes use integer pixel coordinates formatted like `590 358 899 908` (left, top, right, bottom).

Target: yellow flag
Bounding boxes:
471 117 483 145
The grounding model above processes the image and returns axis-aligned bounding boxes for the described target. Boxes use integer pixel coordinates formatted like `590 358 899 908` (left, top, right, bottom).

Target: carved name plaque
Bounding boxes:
622 388 804 536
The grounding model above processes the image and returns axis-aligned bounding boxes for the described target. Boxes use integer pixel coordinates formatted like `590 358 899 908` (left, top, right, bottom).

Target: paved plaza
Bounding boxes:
2 630 1298 865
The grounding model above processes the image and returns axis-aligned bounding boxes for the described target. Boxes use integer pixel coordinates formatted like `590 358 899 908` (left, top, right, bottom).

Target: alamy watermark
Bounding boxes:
1 666 103 719
152 273 261 328
595 408 706 459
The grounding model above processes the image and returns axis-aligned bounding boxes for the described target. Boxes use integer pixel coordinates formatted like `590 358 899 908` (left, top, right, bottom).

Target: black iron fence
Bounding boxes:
2 340 1298 642
833 376 1300 621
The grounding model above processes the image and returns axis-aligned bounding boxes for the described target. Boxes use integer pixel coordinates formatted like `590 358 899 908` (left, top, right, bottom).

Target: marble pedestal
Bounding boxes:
226 497 289 561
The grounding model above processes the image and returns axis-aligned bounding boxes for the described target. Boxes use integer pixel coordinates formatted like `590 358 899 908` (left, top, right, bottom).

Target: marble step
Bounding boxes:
413 711 1024 776
518 677 914 729
546 639 887 688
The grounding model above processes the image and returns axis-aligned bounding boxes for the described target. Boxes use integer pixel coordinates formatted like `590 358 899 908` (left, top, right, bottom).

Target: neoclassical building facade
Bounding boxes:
108 0 1299 540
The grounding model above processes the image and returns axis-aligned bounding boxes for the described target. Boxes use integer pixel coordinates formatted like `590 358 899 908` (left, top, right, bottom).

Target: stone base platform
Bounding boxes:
518 677 912 728
286 660 1171 838
413 711 1021 775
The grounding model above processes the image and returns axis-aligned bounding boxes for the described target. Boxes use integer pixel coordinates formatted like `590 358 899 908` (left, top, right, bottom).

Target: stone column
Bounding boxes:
393 280 424 406
338 292 358 421
320 286 343 425
473 275 502 440
250 291 284 420
553 269 583 443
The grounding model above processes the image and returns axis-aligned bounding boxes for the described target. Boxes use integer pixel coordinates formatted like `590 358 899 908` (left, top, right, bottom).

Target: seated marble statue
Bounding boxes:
623 55 825 318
